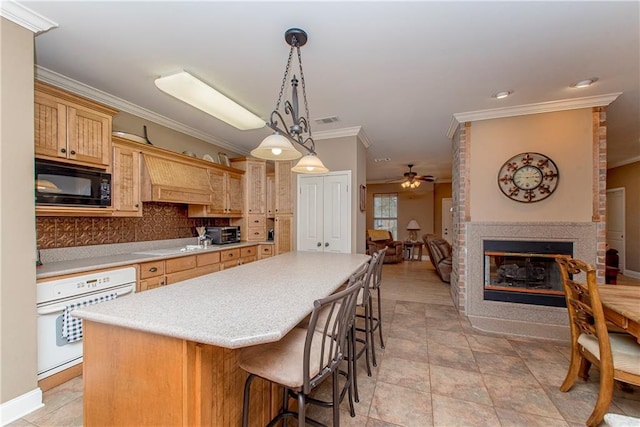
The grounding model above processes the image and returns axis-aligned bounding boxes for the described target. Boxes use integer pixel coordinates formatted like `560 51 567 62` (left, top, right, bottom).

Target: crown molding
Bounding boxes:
0 1 57 33
35 66 250 155
448 93 622 139
608 155 640 169
314 126 372 148
446 117 459 140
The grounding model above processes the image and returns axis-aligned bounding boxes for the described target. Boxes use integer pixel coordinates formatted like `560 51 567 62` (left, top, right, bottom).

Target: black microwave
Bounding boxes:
35 159 111 207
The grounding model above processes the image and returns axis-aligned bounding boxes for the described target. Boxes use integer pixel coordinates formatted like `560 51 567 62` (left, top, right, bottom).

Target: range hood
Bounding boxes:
141 153 213 205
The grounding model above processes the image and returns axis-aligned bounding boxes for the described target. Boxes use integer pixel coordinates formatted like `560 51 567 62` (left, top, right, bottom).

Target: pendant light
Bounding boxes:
251 28 329 174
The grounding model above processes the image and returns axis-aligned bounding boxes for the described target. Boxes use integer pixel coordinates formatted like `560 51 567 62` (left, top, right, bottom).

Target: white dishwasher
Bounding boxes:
36 267 136 380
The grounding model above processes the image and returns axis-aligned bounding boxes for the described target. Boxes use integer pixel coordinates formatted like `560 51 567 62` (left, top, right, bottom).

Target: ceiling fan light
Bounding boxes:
291 153 329 174
251 133 302 160
154 71 265 130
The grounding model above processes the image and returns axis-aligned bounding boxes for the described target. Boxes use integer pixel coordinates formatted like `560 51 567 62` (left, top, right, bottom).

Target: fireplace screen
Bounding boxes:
483 240 572 307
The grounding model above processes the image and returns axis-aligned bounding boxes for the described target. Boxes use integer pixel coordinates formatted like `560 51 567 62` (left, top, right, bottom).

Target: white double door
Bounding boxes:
297 172 351 253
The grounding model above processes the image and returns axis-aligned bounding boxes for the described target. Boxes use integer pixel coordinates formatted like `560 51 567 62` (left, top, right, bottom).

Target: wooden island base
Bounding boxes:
83 321 282 426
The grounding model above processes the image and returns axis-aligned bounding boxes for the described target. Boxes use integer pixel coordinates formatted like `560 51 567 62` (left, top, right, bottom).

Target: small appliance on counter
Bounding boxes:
206 226 241 245
267 229 274 241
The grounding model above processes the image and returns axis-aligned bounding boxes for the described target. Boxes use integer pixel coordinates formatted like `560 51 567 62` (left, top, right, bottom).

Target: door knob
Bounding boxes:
317 242 321 247
325 242 329 247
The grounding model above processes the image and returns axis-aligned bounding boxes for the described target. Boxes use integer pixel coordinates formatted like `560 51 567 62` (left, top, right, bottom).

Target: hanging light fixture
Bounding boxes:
251 28 329 174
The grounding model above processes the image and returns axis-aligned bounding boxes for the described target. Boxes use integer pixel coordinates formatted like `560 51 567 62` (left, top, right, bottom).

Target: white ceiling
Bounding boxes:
22 1 640 182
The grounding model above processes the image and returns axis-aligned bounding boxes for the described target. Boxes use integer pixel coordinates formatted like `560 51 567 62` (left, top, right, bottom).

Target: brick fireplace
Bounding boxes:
448 97 616 340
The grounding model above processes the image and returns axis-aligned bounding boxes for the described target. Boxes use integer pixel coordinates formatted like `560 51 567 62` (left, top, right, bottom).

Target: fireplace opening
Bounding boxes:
483 240 573 307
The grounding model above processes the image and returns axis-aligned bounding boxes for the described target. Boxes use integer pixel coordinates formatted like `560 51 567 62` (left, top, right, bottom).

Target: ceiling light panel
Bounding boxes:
154 71 265 130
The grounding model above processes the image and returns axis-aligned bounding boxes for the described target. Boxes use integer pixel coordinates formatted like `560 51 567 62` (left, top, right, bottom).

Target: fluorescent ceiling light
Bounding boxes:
154 71 265 130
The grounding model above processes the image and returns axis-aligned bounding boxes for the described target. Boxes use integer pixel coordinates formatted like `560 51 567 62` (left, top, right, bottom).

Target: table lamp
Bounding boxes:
406 220 421 242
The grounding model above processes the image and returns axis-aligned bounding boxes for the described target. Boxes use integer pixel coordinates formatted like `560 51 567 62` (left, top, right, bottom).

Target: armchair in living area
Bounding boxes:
423 234 452 283
366 229 404 264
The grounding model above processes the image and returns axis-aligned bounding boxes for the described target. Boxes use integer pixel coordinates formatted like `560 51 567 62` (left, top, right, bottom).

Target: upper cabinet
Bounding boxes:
266 173 275 218
34 81 117 169
112 138 142 217
188 168 243 217
274 160 294 215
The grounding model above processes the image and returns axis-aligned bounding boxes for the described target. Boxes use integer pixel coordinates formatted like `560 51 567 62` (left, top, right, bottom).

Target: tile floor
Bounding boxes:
10 261 640 426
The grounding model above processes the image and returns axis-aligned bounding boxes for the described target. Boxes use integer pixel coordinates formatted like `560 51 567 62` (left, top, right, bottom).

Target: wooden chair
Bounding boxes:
557 257 640 427
240 272 364 427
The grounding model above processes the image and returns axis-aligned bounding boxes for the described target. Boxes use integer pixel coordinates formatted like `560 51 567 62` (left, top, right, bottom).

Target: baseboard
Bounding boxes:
1 388 43 426
623 269 640 279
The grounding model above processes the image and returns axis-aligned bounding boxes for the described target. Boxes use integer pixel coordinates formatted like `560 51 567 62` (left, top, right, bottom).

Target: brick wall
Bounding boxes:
451 122 470 314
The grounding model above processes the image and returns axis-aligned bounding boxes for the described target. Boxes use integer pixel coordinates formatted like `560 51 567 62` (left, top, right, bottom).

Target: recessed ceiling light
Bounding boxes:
570 77 598 88
374 157 391 163
492 90 513 99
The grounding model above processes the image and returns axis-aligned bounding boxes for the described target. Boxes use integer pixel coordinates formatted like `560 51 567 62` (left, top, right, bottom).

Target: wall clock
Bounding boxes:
497 152 559 203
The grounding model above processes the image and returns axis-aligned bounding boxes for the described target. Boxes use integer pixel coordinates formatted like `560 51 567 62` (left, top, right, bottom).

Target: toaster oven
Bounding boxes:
206 226 241 245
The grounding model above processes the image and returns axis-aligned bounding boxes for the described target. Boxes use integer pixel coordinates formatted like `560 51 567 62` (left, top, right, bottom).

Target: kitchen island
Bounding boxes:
73 251 370 426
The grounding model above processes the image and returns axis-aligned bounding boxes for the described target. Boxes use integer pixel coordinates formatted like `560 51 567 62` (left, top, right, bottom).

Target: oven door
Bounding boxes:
36 284 134 380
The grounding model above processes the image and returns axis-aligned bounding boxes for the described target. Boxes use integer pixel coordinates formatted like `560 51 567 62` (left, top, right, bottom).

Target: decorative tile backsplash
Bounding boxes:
36 203 228 249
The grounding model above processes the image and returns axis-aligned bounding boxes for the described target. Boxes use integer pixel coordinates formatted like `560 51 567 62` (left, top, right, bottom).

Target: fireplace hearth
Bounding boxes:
484 240 573 307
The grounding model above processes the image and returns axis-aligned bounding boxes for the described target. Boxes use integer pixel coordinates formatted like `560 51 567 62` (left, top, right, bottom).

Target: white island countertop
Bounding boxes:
73 251 370 349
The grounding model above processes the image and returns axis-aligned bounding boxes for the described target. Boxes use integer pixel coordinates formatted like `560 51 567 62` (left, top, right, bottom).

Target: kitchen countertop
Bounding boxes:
36 241 273 279
72 251 370 349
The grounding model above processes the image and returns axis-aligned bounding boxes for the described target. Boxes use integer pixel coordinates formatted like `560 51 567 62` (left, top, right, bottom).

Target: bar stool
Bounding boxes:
240 272 365 427
358 246 387 367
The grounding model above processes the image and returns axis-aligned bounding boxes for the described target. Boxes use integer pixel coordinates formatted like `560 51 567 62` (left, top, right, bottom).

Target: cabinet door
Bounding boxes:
67 104 112 167
274 161 293 215
266 174 275 218
34 92 67 160
246 161 266 214
139 276 165 292
275 214 293 255
206 168 228 215
112 143 141 216
226 172 244 216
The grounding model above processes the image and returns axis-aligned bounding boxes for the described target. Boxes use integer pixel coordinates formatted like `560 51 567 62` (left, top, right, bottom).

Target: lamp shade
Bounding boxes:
291 153 329 174
406 220 421 230
250 134 302 160
154 71 265 130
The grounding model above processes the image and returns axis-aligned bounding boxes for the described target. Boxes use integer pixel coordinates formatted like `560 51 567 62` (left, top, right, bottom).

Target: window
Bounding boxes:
373 193 398 239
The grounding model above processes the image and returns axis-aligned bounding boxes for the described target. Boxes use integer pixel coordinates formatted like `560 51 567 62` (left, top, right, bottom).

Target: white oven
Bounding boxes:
36 267 136 380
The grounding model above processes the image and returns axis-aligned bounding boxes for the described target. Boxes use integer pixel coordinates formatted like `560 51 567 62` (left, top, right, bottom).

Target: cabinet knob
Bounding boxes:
160 280 165 286
149 267 158 272
60 148 66 153
70 150 76 155
135 204 139 208
254 232 259 235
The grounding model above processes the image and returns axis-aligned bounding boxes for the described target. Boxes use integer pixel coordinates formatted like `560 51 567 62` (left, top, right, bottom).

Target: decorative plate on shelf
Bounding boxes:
203 154 216 163
112 131 147 144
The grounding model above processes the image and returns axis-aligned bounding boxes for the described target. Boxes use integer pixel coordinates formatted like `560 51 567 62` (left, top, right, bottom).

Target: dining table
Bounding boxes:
598 284 640 343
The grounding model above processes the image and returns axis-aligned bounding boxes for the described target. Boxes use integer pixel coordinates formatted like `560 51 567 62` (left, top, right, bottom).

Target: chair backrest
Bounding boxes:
370 246 387 290
557 257 612 366
303 272 364 393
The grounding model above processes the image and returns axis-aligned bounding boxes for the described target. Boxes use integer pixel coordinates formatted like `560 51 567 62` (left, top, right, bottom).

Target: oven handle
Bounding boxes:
36 285 134 315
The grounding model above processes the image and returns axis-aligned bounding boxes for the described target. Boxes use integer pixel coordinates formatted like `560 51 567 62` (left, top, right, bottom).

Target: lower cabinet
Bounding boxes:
138 246 257 292
258 244 273 260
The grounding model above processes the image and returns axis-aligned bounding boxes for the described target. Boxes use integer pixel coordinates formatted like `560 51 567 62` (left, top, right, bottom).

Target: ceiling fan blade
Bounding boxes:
416 175 436 182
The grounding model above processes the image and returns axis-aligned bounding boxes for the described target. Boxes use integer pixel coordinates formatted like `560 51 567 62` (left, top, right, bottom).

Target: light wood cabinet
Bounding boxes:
188 168 243 218
258 244 273 259
266 173 275 218
112 139 142 217
138 252 223 291
34 81 117 169
274 160 294 215
230 158 267 241
274 214 293 255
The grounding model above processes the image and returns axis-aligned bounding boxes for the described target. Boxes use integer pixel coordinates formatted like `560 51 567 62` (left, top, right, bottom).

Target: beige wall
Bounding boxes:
113 111 243 159
607 161 640 273
1 18 38 403
470 109 593 222
366 182 435 241
434 182 452 238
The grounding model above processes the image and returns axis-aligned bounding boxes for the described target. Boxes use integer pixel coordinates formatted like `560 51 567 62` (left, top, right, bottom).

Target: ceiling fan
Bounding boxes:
389 164 435 188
